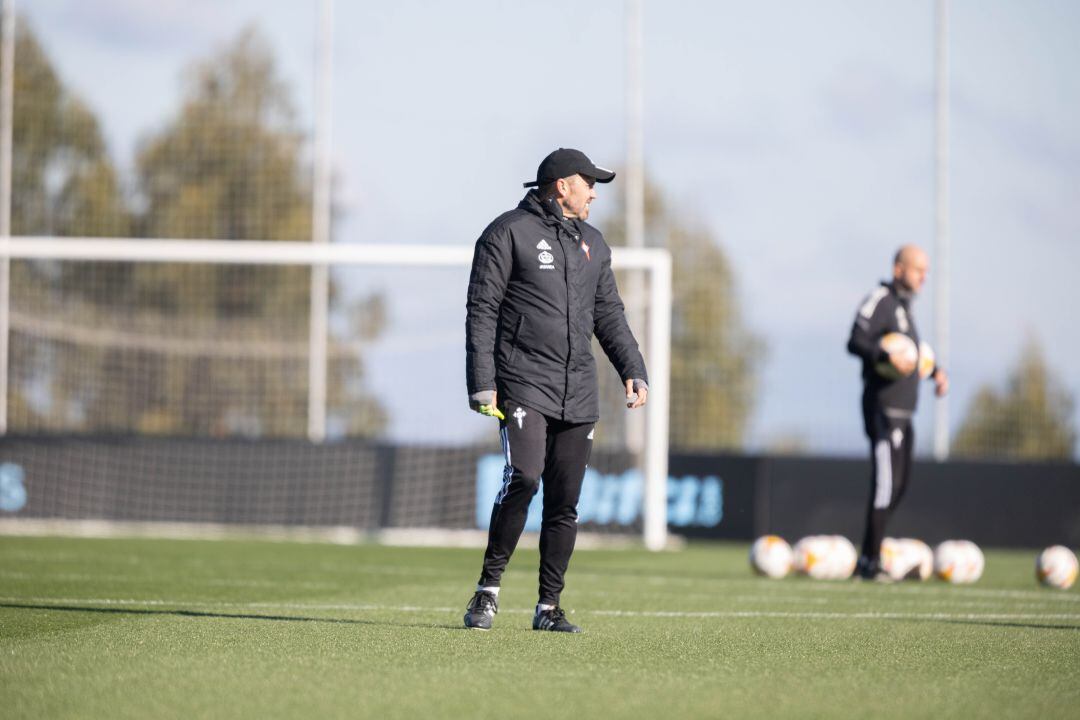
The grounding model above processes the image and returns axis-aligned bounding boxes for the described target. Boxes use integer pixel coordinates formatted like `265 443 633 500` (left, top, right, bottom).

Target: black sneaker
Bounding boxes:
532 606 582 633
464 590 498 630
854 556 893 583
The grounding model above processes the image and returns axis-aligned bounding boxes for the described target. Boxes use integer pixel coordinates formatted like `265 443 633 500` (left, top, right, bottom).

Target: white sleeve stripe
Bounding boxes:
858 287 889 320
873 440 893 509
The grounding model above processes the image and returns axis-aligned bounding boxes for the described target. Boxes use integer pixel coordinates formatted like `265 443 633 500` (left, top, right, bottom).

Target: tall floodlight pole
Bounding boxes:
624 0 666 549
0 0 15 436
624 0 646 455
308 0 334 442
933 0 950 460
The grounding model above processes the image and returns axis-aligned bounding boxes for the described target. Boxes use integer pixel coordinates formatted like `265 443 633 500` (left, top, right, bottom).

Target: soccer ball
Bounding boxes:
750 535 793 579
793 535 857 580
1036 546 1078 590
917 341 935 380
881 538 933 581
934 540 985 584
875 332 918 380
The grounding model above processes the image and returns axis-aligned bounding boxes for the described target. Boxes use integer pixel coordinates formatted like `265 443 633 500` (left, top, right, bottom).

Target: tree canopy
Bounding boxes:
6 22 386 438
952 338 1076 461
603 180 763 451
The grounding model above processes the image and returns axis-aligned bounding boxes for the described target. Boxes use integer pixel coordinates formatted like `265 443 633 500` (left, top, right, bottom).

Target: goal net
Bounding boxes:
0 238 671 549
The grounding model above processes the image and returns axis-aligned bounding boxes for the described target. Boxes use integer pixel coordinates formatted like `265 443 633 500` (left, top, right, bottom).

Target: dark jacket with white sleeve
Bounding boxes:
466 190 647 424
846 280 923 419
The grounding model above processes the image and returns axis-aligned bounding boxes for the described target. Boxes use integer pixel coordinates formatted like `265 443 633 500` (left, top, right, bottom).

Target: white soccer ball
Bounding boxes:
1036 545 1078 590
917 341 936 380
875 332 918 380
934 540 985 584
881 537 933 581
793 535 857 580
750 535 793 579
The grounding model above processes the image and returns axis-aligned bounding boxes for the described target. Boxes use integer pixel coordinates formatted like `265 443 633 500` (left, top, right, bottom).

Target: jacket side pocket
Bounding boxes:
507 314 525 366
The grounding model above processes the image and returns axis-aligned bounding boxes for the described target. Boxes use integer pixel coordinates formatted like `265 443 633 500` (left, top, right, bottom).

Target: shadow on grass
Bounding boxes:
938 619 1080 632
0 602 458 631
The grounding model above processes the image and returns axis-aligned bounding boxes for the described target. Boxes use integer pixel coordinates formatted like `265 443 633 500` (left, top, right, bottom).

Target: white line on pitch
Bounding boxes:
2 596 1079 623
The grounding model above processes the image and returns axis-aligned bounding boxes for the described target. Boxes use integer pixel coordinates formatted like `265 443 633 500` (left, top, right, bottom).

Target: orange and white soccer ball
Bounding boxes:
917 341 936 380
1036 545 1078 590
934 540 985 584
793 535 857 580
750 535 793 579
875 332 918 380
881 537 934 581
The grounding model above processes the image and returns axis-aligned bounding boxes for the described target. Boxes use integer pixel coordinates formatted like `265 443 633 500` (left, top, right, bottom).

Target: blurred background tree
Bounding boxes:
4 16 130 428
6 17 129 238
4 22 386 438
604 179 763 451
952 338 1076 460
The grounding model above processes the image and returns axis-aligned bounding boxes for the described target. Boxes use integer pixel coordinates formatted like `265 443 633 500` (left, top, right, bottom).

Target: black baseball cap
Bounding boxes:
523 148 616 188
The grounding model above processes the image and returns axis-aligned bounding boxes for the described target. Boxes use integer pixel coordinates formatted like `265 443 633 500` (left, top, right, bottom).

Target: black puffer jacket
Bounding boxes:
466 191 647 423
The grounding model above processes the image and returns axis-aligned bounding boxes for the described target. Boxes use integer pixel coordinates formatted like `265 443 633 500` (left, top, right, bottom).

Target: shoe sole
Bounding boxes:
532 627 583 633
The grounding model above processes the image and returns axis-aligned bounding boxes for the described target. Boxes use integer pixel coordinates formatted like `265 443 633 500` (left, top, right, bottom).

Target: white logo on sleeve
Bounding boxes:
859 287 888 320
536 239 552 250
586 429 594 440
513 407 527 429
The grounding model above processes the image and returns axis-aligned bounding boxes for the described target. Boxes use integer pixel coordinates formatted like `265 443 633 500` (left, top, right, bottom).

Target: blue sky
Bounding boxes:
24 0 1080 455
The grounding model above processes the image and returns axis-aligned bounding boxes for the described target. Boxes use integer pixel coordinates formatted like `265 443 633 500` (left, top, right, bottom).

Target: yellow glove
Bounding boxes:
478 404 505 420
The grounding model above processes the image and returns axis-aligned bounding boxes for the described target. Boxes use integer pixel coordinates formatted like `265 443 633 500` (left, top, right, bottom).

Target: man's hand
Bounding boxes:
933 368 949 397
470 390 504 420
625 379 648 409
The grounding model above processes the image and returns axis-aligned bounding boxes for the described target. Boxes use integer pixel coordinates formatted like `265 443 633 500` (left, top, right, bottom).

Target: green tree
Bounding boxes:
603 180 763 451
3 17 131 430
7 24 385 438
124 27 386 438
952 338 1076 460
6 17 129 238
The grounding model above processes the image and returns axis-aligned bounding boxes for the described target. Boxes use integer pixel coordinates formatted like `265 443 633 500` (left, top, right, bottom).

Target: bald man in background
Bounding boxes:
847 245 949 581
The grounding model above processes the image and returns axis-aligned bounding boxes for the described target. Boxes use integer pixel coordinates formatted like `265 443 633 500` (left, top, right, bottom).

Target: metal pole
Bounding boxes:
308 0 333 442
626 0 644 253
0 0 15 436
624 0 646 455
643 250 670 551
933 0 950 460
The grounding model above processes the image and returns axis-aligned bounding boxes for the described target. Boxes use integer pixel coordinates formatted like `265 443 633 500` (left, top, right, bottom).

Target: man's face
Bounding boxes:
557 174 597 220
894 250 929 293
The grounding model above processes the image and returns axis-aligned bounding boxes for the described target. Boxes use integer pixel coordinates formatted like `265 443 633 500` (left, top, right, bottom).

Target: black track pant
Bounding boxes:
860 405 914 562
477 401 594 606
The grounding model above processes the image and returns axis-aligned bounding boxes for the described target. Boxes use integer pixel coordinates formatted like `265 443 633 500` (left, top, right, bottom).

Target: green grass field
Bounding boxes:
1 535 1078 719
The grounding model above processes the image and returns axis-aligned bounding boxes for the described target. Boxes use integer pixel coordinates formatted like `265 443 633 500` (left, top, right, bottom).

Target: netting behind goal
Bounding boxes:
0 240 670 547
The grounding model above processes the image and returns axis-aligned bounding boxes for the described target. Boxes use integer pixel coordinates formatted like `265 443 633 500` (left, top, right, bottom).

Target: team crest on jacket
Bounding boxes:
538 250 554 270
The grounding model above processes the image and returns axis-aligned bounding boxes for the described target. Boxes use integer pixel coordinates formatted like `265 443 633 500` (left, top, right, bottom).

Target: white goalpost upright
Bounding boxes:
0 237 672 550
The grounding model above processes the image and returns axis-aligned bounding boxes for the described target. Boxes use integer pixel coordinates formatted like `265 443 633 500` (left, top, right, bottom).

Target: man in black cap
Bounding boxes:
463 148 649 632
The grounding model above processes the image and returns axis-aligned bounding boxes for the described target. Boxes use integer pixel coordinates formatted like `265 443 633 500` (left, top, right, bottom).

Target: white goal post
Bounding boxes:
0 237 672 550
